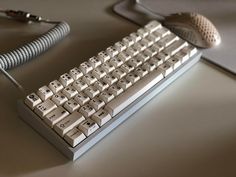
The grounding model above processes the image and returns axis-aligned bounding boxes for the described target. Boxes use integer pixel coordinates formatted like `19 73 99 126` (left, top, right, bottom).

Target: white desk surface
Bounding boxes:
0 1 235 177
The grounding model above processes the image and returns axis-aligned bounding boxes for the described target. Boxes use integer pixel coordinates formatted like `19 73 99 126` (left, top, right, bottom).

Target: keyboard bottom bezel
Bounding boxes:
17 51 202 161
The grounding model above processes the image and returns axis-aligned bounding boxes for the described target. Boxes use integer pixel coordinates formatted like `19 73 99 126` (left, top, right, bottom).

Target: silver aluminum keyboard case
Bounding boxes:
17 51 202 161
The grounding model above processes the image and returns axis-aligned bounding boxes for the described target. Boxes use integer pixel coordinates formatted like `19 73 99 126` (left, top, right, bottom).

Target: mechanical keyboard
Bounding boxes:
17 20 202 160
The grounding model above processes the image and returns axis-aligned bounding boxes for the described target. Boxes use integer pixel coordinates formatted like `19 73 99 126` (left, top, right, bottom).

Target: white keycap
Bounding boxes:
25 93 42 109
84 86 100 98
138 53 151 63
74 92 90 106
92 109 111 126
149 57 163 67
174 50 189 63
91 66 106 79
78 119 99 136
126 47 139 57
62 85 78 99
182 45 197 57
145 35 155 45
153 27 170 37
64 99 80 113
88 56 102 68
102 74 118 86
100 62 115 73
137 28 149 38
147 60 158 70
158 33 179 47
64 128 86 147
79 104 96 118
99 91 115 103
146 33 160 43
167 57 182 70
48 80 64 93
117 78 132 90
114 41 126 52
146 47 158 56
139 38 152 47
94 80 109 92
133 42 146 52
152 30 162 38
126 73 140 84
97 51 110 63
112 68 126 79
35 99 57 118
143 47 157 57
59 73 74 87
44 106 69 127
151 43 164 53
69 67 83 80
105 69 164 116
79 62 93 74
144 20 162 33
82 73 97 85
117 51 132 62
120 63 134 73
72 79 88 91
89 97 105 111
156 52 170 61
159 63 173 76
136 53 149 62
51 92 68 106
142 62 155 72
163 39 188 56
108 84 124 96
122 36 134 47
134 67 148 78
130 32 142 42
54 111 85 137
138 39 148 50
143 36 155 46
106 46 119 57
109 57 123 68
37 85 53 101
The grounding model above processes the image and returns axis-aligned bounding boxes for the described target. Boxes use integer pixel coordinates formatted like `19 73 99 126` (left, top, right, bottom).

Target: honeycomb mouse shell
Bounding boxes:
163 12 221 48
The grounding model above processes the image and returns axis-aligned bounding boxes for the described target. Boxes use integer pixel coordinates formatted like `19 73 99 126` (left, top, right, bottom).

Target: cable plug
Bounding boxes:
5 10 42 23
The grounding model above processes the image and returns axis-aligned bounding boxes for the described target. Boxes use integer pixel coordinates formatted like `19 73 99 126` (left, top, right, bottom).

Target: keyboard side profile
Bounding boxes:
17 21 202 160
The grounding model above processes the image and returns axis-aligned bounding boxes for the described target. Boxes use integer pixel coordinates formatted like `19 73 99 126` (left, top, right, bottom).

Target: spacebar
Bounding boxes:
104 69 164 117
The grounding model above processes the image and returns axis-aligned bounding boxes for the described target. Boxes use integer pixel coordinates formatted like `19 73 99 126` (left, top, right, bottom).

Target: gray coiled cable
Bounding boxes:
0 22 70 70
0 9 70 93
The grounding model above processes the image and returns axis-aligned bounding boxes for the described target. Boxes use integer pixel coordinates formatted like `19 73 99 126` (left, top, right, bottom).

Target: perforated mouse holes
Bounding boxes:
190 13 220 45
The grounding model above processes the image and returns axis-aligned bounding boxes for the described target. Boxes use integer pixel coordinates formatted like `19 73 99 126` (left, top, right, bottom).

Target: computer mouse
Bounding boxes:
163 12 221 48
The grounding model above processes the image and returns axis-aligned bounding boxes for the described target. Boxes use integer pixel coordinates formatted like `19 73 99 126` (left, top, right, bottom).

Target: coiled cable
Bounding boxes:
0 22 70 70
0 9 70 93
